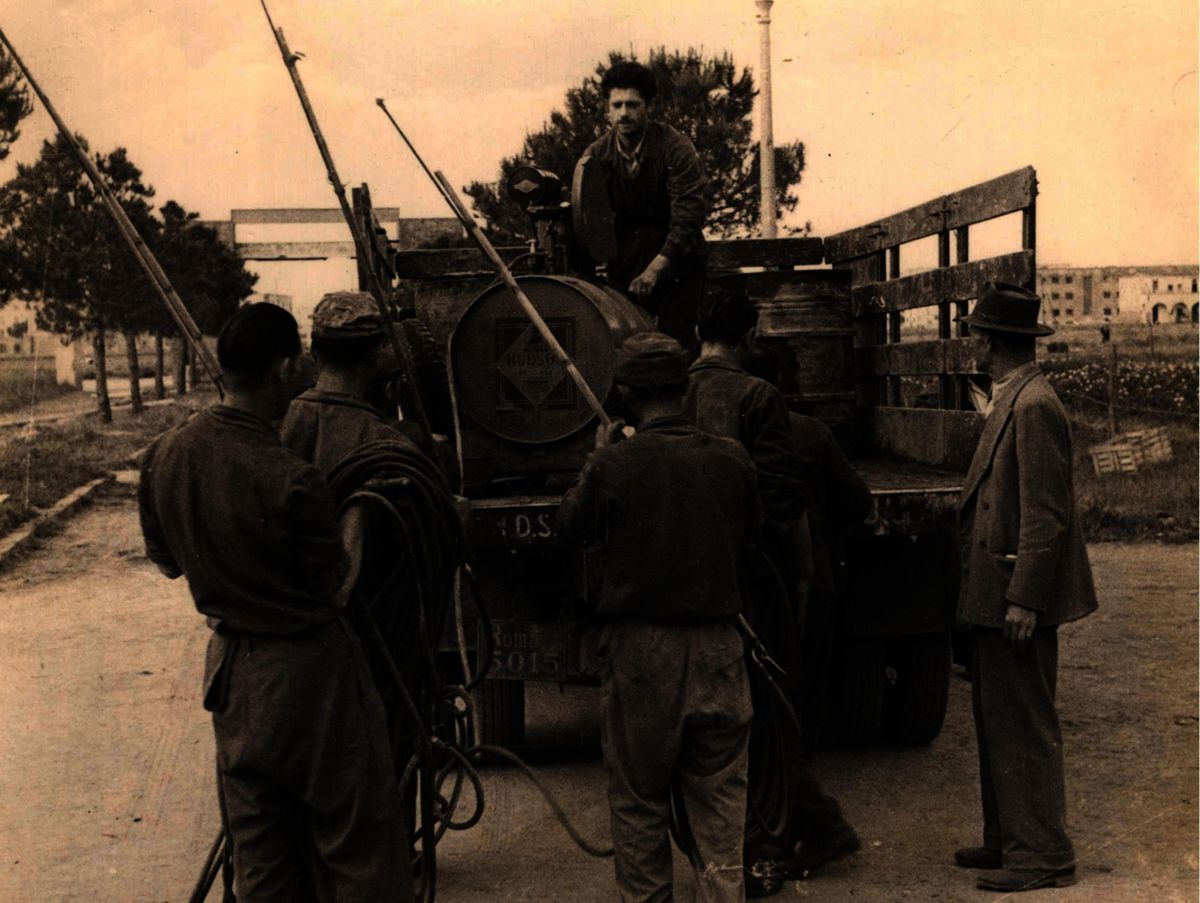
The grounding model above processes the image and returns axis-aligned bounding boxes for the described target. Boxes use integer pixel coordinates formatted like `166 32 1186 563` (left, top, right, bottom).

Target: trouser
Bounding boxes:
647 266 706 358
601 618 753 903
799 586 836 761
209 620 413 902
971 627 1075 870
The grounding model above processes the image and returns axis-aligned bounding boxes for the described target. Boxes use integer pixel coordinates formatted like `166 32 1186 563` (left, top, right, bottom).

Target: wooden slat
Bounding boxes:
824 167 1036 262
850 250 1033 317
708 237 825 269
393 246 527 279
857 338 977 376
868 407 986 471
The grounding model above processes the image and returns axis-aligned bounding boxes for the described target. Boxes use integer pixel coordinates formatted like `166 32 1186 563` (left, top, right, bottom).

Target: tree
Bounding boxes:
464 48 806 244
144 200 255 396
0 47 32 161
0 135 158 419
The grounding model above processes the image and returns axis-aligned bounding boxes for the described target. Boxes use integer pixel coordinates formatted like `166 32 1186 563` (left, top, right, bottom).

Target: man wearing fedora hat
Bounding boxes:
559 331 759 902
955 282 1098 892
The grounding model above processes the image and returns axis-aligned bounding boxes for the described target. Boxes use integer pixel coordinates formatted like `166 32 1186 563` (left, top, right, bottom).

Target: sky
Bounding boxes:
1 0 1196 267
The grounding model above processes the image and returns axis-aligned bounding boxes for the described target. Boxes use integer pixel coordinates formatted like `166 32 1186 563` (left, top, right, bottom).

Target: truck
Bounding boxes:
356 164 1040 749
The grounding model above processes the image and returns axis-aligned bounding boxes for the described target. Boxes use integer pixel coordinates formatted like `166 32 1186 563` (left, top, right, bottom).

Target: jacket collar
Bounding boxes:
688 353 745 376
591 121 670 164
958 361 1042 510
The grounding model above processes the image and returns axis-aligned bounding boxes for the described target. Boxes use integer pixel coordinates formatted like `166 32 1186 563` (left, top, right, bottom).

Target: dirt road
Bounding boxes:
0 489 1195 902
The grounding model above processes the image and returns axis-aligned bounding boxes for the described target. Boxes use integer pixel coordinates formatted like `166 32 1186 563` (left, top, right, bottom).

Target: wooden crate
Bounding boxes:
1126 427 1173 465
1088 427 1173 476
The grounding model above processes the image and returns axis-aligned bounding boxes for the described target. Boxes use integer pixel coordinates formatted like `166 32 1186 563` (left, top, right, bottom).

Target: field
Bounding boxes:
0 401 203 538
1040 323 1197 541
0 357 80 415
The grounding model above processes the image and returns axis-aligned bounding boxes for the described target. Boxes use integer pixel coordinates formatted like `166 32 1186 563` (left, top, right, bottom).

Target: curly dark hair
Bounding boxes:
600 61 657 103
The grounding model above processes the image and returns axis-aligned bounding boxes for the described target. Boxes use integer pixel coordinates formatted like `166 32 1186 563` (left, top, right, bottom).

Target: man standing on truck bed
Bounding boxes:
138 303 411 901
558 331 759 903
578 60 709 352
956 282 1098 893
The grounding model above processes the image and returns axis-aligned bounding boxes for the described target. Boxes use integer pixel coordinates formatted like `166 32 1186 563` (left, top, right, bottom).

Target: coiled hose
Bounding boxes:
188 441 803 903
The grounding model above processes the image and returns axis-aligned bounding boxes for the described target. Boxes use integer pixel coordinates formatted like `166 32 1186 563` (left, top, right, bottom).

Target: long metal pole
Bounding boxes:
0 26 224 396
259 0 431 436
376 99 612 429
756 0 777 239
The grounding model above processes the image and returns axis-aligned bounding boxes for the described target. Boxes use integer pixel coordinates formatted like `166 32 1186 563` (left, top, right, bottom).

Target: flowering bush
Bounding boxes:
1042 360 1198 416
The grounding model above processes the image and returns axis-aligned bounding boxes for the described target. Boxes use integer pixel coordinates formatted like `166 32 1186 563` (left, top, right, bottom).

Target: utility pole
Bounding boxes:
756 0 777 238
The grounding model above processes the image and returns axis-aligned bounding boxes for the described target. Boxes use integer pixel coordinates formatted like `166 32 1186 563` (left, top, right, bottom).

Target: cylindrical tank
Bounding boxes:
449 275 650 486
731 270 855 430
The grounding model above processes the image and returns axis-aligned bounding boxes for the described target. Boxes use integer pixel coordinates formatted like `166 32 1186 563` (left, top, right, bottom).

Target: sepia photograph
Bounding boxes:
0 1 1196 900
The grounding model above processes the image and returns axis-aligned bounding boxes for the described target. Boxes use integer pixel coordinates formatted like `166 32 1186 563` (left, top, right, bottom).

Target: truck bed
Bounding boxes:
852 456 965 496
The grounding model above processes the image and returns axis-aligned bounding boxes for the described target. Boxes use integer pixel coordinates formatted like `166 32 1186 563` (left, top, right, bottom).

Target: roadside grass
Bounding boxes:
0 358 80 415
0 401 202 536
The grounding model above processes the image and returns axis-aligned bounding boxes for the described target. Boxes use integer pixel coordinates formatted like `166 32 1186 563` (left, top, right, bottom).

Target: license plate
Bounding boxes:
469 501 559 547
479 619 566 681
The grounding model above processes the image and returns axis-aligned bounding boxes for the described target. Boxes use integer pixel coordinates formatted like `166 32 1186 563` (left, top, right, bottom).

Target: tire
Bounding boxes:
883 632 951 746
478 678 525 749
823 637 887 746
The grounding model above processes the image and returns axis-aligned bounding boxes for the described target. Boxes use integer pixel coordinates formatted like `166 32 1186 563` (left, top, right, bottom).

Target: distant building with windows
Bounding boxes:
1037 265 1198 325
0 302 57 360
203 208 463 342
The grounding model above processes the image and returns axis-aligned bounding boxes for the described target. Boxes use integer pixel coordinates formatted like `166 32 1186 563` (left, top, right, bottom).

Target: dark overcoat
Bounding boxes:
957 362 1098 628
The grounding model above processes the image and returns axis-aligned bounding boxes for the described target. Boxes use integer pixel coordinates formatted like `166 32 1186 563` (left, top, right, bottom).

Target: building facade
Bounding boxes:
205 208 463 343
0 302 58 361
1037 265 1199 325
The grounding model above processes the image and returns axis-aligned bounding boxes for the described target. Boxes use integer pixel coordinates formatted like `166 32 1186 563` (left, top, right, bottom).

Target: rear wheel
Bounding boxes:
883 632 951 746
823 637 887 746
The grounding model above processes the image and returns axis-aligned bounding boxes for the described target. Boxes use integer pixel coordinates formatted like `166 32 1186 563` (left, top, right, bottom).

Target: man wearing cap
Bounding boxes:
577 61 709 352
955 282 1098 892
280 291 427 474
558 331 759 903
139 304 411 900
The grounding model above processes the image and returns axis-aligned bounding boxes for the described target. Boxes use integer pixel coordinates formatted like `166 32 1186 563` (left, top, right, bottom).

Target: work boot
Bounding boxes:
976 866 1077 892
954 846 1002 869
783 823 861 879
744 858 786 898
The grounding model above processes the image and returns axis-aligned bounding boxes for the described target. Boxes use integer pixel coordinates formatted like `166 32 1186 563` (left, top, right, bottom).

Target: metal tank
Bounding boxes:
449 275 651 490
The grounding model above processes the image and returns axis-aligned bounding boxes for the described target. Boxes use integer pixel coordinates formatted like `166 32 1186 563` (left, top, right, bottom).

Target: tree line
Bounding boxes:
0 51 255 422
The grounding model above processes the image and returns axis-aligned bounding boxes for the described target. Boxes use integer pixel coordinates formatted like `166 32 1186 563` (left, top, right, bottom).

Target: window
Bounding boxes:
1168 284 1174 293
1103 307 1113 316
0 343 6 354
1103 290 1112 299
1065 292 1074 299
1051 292 1060 299
1065 276 1074 284
12 344 20 355
1051 308 1061 317
1065 308 1074 316
1153 279 1159 291
1192 279 1197 293
1116 291 1120 298
1051 275 1060 284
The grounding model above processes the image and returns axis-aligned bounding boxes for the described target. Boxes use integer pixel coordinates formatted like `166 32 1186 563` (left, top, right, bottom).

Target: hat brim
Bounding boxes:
955 313 1056 337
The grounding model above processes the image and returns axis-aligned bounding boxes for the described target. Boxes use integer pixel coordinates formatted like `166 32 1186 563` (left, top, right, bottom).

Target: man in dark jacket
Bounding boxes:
138 303 411 901
559 332 759 903
577 61 709 351
956 282 1098 893
746 346 874 756
684 289 859 890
